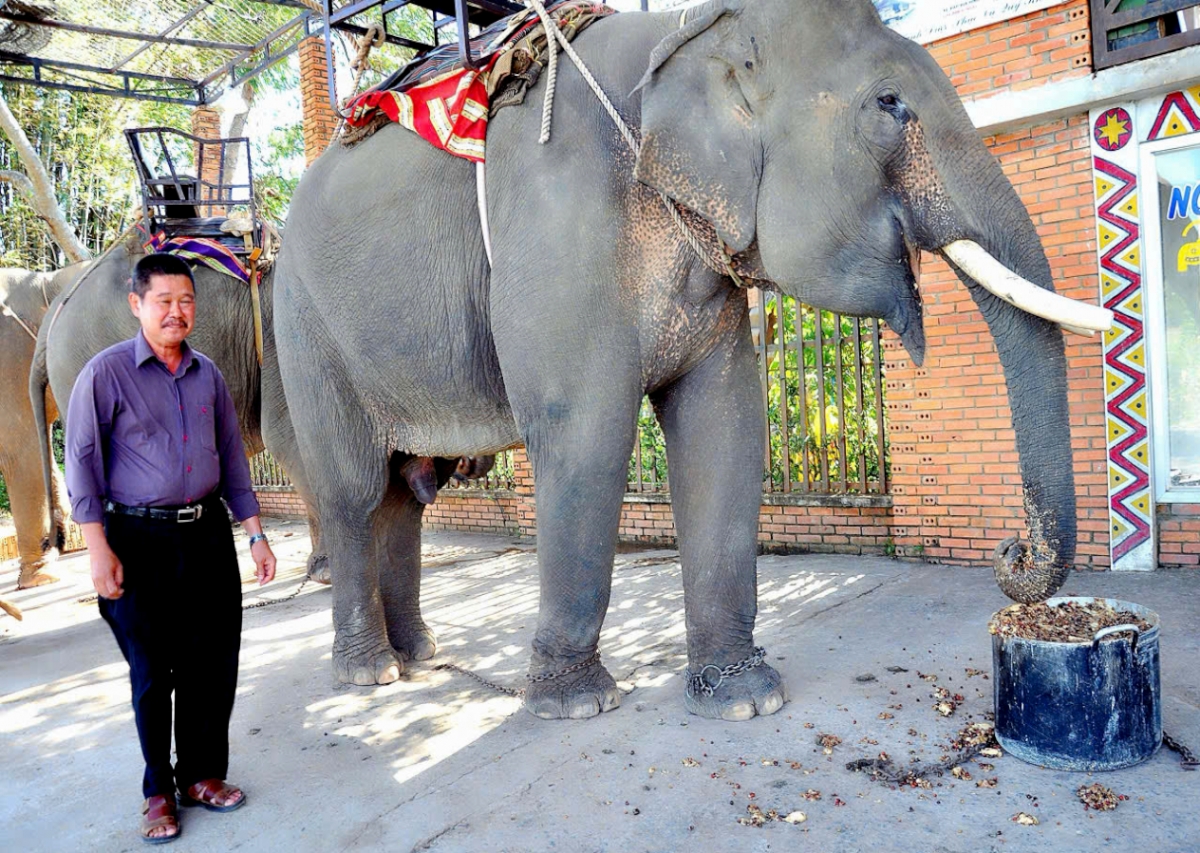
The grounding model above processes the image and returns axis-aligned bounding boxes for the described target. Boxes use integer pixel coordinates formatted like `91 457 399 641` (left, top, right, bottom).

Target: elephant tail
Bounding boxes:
28 328 60 548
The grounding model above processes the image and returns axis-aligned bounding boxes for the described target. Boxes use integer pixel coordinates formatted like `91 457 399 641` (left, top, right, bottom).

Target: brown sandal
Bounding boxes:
179 778 246 813
140 795 180 845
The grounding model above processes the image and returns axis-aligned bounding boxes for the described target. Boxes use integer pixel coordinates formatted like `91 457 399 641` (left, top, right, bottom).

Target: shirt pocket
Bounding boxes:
196 400 218 452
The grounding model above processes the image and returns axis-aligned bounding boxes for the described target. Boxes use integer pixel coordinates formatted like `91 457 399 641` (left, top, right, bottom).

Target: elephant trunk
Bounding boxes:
936 154 1078 602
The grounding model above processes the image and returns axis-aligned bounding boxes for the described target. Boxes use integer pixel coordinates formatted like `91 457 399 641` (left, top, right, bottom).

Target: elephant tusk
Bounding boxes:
941 240 1113 335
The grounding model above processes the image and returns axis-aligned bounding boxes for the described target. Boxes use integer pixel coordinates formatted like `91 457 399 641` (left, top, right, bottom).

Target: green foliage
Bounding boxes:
627 295 890 495
253 120 304 224
629 399 669 490
0 83 188 269
0 473 8 515
762 297 889 493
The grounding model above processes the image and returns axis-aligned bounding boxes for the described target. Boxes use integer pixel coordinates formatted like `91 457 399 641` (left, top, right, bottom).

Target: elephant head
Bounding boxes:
634 0 1111 602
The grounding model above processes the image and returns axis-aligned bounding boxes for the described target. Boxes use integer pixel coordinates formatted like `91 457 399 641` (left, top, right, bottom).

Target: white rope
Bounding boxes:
523 0 744 286
537 7 560 143
0 296 38 341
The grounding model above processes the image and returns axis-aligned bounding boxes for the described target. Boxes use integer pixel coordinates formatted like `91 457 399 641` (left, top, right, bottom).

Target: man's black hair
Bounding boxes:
131 253 195 299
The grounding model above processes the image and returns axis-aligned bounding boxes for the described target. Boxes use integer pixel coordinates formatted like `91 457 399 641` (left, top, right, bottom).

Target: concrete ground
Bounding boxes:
3 520 1198 853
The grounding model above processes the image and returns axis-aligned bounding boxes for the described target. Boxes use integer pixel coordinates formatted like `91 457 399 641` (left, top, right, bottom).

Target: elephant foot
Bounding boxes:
17 568 60 589
523 654 621 720
387 617 437 662
332 640 403 686
306 552 331 585
683 654 787 721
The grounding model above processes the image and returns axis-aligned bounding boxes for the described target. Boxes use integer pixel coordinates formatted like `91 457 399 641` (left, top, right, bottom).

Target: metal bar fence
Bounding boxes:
628 292 889 495
249 449 518 491
248 295 889 497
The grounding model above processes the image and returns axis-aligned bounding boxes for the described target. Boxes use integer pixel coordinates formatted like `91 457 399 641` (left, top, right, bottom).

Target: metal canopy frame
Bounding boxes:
0 0 484 106
318 0 522 117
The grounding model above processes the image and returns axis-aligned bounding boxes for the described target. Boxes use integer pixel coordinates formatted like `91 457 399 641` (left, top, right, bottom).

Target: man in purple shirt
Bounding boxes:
66 253 276 845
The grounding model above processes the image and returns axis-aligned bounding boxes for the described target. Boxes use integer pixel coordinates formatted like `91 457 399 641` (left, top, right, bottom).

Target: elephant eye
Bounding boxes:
878 93 898 108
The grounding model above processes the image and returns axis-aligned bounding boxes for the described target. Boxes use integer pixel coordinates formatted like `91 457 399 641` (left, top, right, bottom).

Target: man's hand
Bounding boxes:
91 545 125 599
81 522 123 599
251 540 276 586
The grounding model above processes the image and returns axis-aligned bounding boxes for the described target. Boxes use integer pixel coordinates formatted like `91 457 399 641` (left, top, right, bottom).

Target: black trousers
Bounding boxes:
99 503 242 798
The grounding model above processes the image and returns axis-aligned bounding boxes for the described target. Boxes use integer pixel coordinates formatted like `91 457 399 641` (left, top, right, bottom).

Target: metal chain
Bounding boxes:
240 577 312 611
686 646 767 698
434 651 603 698
847 743 986 786
1163 731 1200 770
851 732 1197 783
433 661 526 697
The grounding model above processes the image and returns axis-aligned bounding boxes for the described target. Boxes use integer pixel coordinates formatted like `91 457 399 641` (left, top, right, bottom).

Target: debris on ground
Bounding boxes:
1078 782 1125 811
990 600 1151 642
736 804 807 827
1012 812 1039 826
817 734 842 754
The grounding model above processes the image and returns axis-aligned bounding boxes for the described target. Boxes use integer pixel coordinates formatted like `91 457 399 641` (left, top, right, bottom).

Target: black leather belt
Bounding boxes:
104 499 211 524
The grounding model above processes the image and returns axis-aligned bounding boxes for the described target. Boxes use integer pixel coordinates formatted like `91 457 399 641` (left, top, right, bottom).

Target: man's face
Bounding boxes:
129 273 196 350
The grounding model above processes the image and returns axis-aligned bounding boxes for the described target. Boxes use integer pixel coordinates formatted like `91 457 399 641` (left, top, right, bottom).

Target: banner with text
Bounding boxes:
874 0 1068 44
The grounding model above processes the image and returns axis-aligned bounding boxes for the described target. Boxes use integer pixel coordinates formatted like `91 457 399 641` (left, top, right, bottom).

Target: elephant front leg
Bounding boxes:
652 323 786 721
520 402 640 720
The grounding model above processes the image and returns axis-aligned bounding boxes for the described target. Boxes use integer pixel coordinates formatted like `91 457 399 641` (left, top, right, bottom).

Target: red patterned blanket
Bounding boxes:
344 0 615 162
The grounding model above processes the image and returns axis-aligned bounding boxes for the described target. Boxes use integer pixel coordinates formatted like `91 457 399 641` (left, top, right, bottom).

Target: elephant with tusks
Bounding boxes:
271 0 1109 719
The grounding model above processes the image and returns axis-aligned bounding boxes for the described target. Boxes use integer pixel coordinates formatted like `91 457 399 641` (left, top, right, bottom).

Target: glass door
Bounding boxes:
1142 137 1200 500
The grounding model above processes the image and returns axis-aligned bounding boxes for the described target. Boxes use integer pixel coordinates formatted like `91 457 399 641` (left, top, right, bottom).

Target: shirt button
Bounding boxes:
183 435 188 442
187 465 192 473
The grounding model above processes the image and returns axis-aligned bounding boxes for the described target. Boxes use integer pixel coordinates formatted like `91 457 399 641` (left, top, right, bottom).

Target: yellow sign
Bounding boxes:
1179 220 1200 273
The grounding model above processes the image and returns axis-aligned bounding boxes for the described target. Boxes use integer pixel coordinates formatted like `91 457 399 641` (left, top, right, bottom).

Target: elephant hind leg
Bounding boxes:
374 455 460 662
281 402 399 682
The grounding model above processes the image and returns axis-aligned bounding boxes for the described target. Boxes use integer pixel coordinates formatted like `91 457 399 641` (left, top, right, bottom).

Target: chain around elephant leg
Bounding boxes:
683 646 786 721
523 649 621 720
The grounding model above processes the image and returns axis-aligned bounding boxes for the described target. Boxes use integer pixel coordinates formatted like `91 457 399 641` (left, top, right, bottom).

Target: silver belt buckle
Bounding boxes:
177 505 201 523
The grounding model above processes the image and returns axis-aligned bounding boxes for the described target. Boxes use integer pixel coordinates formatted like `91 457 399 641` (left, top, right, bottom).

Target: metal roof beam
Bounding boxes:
0 9 256 52
0 53 203 104
199 14 309 88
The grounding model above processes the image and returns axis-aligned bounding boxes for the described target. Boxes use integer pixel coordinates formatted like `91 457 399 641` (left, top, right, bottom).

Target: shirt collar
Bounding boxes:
134 330 195 373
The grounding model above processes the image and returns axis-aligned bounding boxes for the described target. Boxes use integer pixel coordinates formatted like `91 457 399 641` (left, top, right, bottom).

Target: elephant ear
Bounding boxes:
633 0 760 253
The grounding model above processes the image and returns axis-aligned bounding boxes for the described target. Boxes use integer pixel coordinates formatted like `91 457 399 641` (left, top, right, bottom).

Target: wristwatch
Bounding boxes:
248 533 269 547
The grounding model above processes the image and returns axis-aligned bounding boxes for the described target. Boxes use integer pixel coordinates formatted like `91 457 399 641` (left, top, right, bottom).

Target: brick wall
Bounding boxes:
255 487 309 520
299 36 340 166
928 0 1092 98
1158 504 1200 568
190 106 225 216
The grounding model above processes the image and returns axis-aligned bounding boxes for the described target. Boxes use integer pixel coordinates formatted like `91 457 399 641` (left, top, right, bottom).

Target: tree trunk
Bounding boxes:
0 90 91 263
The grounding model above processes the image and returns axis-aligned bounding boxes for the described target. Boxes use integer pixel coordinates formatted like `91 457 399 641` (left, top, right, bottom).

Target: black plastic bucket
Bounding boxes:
992 596 1161 771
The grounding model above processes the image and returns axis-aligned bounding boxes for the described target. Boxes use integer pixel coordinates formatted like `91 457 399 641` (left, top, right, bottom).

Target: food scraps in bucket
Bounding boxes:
989 600 1151 642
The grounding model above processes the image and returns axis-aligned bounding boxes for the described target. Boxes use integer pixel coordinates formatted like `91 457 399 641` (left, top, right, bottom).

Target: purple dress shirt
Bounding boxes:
65 332 260 524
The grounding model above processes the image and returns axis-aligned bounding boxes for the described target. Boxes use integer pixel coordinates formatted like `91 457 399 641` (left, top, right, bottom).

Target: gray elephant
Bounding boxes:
1 264 82 588
272 0 1105 719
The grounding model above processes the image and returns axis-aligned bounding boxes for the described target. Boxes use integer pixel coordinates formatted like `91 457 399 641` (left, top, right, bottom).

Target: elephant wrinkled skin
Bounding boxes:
273 0 1089 717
